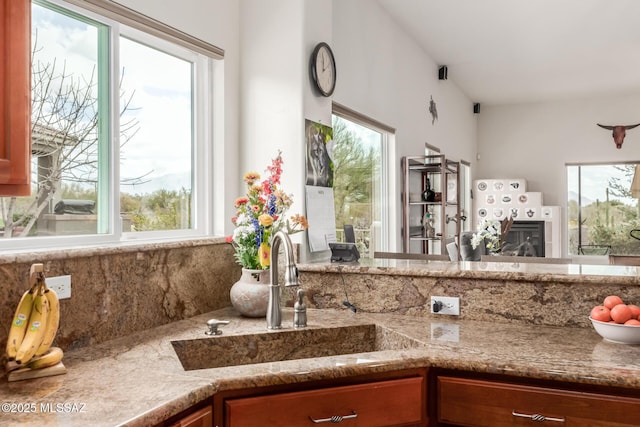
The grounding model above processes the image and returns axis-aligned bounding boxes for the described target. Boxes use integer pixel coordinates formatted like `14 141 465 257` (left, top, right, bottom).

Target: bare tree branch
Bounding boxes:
1 37 147 237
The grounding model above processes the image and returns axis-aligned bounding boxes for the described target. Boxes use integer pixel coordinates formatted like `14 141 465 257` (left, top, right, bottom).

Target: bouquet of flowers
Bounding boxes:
471 216 514 252
228 151 308 270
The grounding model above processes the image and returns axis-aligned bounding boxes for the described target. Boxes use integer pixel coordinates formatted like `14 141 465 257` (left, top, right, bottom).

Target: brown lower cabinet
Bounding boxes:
213 368 428 427
432 370 640 427
159 367 640 427
158 401 213 427
169 405 213 427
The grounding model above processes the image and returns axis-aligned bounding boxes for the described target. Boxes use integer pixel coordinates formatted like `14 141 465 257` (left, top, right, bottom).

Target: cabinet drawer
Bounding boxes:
437 376 640 427
225 376 425 427
169 405 212 427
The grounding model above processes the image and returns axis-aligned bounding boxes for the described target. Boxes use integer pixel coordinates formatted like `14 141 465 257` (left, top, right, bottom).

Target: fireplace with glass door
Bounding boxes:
502 221 545 257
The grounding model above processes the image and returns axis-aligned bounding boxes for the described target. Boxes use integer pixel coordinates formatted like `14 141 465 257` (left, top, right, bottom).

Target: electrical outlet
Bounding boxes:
46 275 71 299
430 296 460 316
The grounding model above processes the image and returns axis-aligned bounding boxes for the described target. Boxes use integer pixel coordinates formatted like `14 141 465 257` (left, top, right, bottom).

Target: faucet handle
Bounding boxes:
294 289 307 328
205 319 230 335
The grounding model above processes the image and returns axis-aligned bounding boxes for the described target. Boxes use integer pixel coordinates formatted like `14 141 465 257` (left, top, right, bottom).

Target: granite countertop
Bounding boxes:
298 258 640 284
1 307 640 426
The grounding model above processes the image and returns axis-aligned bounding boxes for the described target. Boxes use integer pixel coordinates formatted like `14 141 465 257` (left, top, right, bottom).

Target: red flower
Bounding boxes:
261 180 273 196
234 197 249 208
266 151 283 184
225 235 233 243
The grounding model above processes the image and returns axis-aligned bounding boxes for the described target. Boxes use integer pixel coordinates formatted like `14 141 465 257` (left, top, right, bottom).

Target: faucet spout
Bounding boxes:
267 231 299 329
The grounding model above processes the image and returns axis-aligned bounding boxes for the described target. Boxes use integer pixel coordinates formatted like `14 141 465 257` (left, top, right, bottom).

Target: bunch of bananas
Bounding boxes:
5 263 63 370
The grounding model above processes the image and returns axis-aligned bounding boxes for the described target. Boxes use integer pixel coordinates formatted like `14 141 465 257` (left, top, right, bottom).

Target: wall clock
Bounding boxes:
310 42 336 97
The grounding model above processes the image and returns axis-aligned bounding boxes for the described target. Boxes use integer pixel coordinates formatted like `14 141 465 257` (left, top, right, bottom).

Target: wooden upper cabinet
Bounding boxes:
0 0 31 196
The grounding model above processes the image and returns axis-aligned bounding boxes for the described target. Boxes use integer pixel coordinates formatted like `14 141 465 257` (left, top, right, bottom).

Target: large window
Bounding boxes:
0 0 215 248
331 106 393 258
118 34 194 233
567 162 640 256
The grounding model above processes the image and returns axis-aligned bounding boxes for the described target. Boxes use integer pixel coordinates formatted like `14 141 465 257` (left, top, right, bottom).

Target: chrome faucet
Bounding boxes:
267 231 301 329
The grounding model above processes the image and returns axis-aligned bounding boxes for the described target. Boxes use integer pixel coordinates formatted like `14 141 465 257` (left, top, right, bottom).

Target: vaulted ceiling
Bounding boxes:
378 0 640 106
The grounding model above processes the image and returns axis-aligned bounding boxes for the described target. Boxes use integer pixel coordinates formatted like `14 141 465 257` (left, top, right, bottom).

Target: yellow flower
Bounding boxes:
258 242 271 268
243 172 260 185
258 214 274 227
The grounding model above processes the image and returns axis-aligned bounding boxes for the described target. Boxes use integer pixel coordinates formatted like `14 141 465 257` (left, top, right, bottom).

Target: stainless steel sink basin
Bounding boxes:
171 324 422 370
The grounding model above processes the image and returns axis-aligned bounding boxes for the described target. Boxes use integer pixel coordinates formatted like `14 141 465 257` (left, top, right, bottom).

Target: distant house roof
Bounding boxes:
31 123 79 156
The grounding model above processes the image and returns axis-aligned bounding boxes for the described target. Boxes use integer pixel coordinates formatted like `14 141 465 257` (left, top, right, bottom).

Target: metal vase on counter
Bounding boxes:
230 268 270 317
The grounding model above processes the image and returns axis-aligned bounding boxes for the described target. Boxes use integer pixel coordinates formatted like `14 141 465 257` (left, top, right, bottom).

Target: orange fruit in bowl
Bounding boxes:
590 305 611 322
610 304 633 324
628 304 640 319
604 295 624 310
624 319 640 326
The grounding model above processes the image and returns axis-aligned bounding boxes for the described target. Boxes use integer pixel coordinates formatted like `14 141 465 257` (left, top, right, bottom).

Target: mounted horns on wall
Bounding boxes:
597 123 640 149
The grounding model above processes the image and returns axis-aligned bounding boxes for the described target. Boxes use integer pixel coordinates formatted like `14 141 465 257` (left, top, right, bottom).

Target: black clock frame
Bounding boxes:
310 42 336 97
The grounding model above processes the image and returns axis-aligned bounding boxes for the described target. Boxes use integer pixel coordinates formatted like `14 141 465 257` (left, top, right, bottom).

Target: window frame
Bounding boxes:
331 103 396 255
566 160 640 258
0 0 217 251
456 159 472 233
116 25 211 242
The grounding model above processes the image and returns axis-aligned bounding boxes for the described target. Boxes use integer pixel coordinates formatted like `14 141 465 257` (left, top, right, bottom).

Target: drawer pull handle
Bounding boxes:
512 410 565 423
309 410 358 424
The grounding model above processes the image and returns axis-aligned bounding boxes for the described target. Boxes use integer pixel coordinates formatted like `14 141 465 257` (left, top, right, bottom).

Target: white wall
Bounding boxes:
113 0 477 250
237 0 480 254
477 92 640 205
115 0 241 236
332 0 476 249
238 0 333 208
477 91 640 255
238 0 332 260
83 2 640 258
239 0 304 176
333 0 476 162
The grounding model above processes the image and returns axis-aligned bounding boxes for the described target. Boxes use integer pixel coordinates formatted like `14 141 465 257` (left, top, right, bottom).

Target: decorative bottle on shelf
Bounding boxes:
422 178 435 202
424 212 435 238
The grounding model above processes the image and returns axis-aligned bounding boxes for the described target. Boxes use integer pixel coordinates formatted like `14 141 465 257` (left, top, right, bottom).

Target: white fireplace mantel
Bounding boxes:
474 179 561 258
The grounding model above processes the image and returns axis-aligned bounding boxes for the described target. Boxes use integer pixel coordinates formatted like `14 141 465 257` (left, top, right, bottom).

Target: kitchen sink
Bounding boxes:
171 324 423 370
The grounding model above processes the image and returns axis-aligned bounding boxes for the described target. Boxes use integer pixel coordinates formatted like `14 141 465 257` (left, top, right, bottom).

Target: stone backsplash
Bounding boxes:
4 240 639 363
0 238 239 354
298 261 640 328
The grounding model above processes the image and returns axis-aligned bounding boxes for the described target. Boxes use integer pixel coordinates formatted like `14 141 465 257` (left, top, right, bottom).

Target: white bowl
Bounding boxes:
589 317 640 344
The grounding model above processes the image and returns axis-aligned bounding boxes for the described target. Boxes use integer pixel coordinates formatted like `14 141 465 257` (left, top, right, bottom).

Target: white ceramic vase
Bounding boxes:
230 268 270 317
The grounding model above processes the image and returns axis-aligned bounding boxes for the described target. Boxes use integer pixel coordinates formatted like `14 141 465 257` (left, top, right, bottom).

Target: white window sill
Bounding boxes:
0 236 228 265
